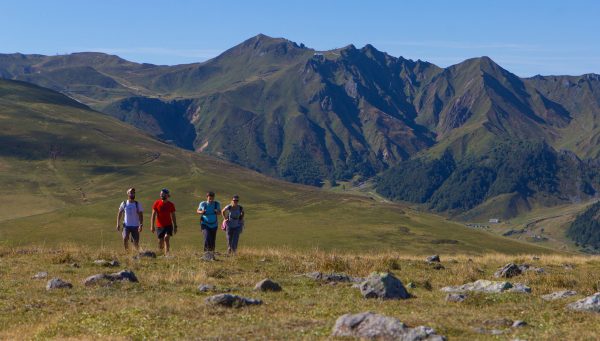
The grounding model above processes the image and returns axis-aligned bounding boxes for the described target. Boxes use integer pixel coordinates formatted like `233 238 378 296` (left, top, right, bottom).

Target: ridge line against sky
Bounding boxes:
1 0 599 76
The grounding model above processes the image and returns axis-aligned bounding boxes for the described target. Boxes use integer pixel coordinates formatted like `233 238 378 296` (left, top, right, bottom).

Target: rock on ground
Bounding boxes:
32 271 48 279
359 272 410 299
254 278 282 292
494 263 522 278
198 284 216 292
566 292 600 313
441 280 530 294
304 272 362 283
445 293 467 302
426 255 440 262
135 251 157 259
542 290 577 301
84 269 138 286
202 252 216 261
331 312 446 341
205 294 262 307
46 278 73 290
93 259 120 267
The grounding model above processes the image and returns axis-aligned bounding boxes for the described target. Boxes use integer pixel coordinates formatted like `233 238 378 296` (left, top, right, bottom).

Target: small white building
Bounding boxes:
489 218 500 224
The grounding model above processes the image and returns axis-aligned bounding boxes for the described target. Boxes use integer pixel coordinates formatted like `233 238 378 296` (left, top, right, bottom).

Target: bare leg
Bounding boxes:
158 238 164 253
123 238 129 251
164 235 171 255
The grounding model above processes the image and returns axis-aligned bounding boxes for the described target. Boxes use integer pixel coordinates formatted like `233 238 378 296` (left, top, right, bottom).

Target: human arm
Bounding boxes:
138 210 143 232
171 212 177 234
116 210 123 231
151 210 157 232
221 206 229 221
197 202 206 215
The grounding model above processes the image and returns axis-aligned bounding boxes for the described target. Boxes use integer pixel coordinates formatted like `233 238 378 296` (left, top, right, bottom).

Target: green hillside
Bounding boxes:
0 78 553 255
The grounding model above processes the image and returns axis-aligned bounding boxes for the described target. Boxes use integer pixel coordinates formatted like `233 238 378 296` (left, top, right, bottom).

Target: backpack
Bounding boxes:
122 200 140 214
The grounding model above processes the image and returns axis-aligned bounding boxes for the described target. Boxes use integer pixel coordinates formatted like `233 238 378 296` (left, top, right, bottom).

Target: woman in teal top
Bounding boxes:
197 191 221 252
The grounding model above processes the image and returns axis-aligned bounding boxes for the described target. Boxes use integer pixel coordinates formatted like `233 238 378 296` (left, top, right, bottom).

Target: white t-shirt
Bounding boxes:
119 200 143 227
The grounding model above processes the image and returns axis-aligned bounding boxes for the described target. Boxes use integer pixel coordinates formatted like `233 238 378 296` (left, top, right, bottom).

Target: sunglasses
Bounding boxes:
233 199 239 202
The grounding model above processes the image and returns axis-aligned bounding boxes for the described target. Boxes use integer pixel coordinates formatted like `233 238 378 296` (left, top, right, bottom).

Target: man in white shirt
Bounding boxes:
116 188 144 251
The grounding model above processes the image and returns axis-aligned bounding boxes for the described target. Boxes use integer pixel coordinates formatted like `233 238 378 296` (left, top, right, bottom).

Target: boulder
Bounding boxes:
46 278 73 290
254 278 282 292
32 271 48 280
83 269 138 286
205 294 262 307
494 263 522 278
566 292 600 313
331 312 446 341
426 255 441 263
445 293 467 302
541 290 577 301
359 272 410 299
441 280 530 294
93 259 120 267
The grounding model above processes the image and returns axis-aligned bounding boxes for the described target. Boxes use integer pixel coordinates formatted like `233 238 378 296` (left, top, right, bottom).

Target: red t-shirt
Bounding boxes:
152 200 176 227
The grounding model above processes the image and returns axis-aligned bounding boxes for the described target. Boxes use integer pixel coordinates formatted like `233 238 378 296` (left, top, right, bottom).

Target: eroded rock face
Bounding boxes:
46 278 73 290
254 278 282 292
566 293 600 313
331 312 446 341
205 294 262 307
359 272 410 299
542 290 577 301
441 280 530 294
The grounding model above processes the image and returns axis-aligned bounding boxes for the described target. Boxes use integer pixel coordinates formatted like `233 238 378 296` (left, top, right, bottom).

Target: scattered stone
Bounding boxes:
512 320 527 328
93 259 120 267
205 294 262 307
566 292 600 313
518 263 545 274
445 293 467 302
542 290 577 301
407 282 417 289
563 263 575 270
254 278 282 292
304 272 361 283
426 255 440 263
483 318 513 328
69 262 80 268
135 251 157 259
331 312 446 341
83 269 138 286
532 256 540 261
197 284 216 292
359 272 410 300
441 280 530 294
494 263 522 278
430 263 445 270
46 278 73 290
32 271 48 279
473 327 504 335
201 252 216 261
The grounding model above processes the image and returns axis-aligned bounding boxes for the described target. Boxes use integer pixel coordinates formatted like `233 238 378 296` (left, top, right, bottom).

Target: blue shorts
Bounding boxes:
122 226 140 243
156 225 173 239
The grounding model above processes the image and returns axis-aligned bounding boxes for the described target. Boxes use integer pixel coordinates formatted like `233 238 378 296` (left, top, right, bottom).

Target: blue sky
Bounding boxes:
1 0 599 76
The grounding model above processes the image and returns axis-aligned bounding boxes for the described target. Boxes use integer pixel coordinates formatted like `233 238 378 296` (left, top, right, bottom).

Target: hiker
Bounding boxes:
116 188 143 251
197 191 221 253
221 194 244 254
150 188 177 255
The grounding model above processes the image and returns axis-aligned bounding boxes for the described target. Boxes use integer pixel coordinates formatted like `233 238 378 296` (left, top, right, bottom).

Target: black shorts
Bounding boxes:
156 225 173 239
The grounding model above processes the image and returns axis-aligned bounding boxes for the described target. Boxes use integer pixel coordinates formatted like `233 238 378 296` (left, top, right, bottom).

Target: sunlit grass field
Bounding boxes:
0 246 598 340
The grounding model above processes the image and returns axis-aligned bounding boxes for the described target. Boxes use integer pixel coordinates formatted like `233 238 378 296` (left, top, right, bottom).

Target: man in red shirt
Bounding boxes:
151 188 177 255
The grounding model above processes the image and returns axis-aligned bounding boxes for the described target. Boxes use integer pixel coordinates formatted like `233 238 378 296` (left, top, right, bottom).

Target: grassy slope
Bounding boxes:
0 79 553 255
0 246 598 340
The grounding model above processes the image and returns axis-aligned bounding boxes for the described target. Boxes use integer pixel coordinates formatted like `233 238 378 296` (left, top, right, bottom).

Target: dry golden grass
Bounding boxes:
0 245 598 340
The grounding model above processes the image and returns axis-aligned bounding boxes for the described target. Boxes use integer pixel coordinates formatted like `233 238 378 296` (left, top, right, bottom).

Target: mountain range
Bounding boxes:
2 34 600 223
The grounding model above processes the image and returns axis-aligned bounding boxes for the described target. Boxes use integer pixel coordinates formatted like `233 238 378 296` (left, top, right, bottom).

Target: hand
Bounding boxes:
116 225 121 231
151 226 155 233
138 225 143 232
174 225 178 235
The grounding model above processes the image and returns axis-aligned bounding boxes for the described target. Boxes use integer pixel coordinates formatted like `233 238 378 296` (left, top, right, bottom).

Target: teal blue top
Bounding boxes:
199 201 221 228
